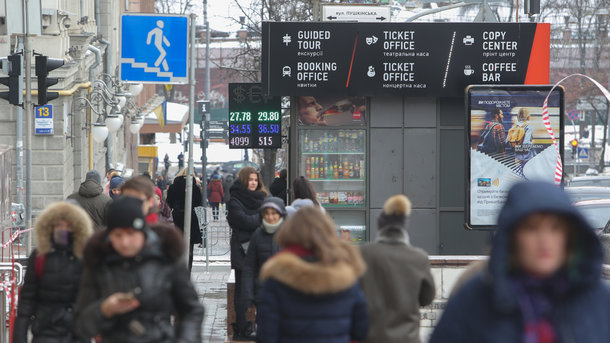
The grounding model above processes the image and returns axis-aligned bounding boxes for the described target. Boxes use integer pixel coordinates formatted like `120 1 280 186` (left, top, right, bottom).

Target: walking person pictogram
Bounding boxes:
147 20 171 71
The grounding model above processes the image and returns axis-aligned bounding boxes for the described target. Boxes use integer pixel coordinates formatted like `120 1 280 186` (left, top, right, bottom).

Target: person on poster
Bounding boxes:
477 108 505 155
298 96 327 125
507 108 536 165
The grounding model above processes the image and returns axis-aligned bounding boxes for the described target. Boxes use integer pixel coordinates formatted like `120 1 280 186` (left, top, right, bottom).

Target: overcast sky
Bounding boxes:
189 0 251 32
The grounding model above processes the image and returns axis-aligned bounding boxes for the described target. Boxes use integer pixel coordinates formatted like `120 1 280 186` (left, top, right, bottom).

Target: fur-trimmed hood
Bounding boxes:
260 251 366 295
83 223 185 269
34 201 94 258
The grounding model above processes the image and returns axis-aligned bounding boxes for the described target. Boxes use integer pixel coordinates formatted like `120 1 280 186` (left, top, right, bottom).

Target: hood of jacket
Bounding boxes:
78 179 103 198
34 201 94 258
260 250 365 295
83 223 185 269
488 181 602 312
286 198 316 216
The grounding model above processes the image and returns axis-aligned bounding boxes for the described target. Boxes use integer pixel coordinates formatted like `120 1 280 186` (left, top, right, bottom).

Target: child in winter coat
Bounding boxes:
14 201 94 343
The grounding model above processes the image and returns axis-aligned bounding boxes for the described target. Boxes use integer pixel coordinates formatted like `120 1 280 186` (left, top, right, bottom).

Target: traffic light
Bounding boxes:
35 54 64 105
571 139 578 158
0 53 23 106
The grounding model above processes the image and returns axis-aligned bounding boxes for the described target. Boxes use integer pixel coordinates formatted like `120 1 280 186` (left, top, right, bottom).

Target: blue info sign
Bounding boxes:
120 14 189 84
34 105 53 135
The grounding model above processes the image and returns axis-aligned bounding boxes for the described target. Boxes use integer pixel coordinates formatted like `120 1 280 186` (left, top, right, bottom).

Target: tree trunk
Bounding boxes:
261 149 277 191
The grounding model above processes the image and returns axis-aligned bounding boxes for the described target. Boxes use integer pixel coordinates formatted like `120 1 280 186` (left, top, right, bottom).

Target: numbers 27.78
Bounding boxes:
229 111 251 122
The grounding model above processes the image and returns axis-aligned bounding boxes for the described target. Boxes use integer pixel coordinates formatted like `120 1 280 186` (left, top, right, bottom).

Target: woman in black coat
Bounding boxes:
14 201 93 343
241 197 286 308
226 166 267 340
74 197 204 343
166 168 203 270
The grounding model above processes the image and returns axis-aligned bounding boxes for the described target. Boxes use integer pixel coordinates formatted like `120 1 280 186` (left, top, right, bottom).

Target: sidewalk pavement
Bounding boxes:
192 260 232 343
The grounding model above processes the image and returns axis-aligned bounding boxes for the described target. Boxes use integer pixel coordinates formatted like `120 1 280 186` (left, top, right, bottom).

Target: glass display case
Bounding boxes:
299 129 366 208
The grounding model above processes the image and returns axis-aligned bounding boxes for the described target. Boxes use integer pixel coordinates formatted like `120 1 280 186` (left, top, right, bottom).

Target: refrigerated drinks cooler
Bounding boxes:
297 129 367 245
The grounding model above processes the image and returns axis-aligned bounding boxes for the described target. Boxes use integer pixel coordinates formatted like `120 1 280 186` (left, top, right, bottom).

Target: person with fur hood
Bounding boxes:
359 194 435 343
73 196 204 343
14 201 94 343
256 206 369 343
241 197 286 308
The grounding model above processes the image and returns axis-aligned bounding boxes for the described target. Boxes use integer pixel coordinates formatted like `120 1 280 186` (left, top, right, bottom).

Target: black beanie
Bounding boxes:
106 197 146 232
377 194 412 230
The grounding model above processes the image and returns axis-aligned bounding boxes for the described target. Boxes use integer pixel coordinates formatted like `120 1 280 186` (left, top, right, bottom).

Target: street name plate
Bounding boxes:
262 22 550 97
322 5 391 22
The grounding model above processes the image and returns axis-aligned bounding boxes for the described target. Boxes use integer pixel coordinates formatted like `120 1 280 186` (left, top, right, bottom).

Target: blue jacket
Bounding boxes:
430 181 610 343
256 251 369 343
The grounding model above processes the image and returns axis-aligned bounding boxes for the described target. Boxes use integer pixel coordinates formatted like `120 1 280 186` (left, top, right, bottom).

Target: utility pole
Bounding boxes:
24 0 33 251
203 0 210 271
183 13 197 268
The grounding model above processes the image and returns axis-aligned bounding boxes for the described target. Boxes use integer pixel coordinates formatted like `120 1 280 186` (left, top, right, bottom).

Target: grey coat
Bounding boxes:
359 227 435 343
67 179 112 230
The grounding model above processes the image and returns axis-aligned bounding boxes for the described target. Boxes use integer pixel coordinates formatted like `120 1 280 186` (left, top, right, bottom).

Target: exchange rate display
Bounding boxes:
229 83 282 149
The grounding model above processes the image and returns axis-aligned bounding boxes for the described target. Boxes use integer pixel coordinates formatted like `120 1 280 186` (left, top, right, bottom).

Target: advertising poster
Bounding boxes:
467 86 564 227
296 95 366 126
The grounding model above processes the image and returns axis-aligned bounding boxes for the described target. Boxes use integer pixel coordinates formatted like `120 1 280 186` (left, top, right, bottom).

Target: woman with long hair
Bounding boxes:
286 176 325 216
227 166 267 340
257 206 369 343
166 168 203 271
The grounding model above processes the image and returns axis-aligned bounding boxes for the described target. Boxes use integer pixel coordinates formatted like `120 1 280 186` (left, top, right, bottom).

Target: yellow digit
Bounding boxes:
43 107 50 117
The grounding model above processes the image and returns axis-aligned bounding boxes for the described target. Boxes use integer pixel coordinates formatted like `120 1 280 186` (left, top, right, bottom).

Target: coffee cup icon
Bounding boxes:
464 66 475 76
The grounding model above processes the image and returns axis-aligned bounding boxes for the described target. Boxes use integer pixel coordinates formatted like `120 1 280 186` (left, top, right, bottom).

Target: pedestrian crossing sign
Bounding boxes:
578 147 589 159
120 14 189 84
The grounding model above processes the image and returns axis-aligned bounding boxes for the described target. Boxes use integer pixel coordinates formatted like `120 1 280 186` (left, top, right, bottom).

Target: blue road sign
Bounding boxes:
568 109 578 121
34 105 53 135
120 14 189 84
578 147 589 159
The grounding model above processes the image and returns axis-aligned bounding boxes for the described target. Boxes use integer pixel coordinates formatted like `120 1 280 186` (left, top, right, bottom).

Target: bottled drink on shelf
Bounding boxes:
354 161 360 179
319 157 325 178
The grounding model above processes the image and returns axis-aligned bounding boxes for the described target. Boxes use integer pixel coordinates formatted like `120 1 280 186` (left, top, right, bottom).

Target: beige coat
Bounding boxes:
359 227 435 343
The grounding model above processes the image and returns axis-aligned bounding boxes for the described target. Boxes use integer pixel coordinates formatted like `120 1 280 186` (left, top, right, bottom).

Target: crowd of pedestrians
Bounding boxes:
12 160 610 343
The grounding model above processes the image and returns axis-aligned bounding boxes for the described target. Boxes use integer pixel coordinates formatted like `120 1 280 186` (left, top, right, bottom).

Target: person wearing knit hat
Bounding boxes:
74 196 204 342
109 175 125 200
240 196 286 325
359 194 436 343
68 170 113 230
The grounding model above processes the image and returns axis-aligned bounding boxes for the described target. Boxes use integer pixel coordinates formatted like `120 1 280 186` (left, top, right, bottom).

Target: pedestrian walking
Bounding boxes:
269 169 288 205
430 181 610 343
163 153 170 174
109 175 124 200
166 168 203 271
359 194 435 343
241 197 285 309
222 174 234 214
67 170 112 230
14 201 94 343
74 197 204 343
257 206 369 343
121 175 159 224
227 166 267 340
178 152 184 170
285 176 325 216
103 169 118 196
207 174 224 221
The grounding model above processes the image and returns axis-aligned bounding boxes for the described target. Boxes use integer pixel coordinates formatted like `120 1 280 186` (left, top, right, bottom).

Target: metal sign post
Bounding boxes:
183 14 196 268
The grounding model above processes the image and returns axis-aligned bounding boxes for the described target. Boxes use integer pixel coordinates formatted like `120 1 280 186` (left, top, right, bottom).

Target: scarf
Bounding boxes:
263 218 283 234
511 271 571 343
230 180 266 210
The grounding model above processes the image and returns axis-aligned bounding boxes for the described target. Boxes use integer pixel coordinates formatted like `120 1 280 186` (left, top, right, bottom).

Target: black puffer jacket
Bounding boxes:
14 201 93 343
226 180 265 270
241 227 280 305
166 176 203 244
74 224 204 343
67 179 112 230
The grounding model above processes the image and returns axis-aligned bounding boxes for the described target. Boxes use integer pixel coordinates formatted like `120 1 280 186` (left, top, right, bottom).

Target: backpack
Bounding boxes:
477 123 500 153
507 123 526 148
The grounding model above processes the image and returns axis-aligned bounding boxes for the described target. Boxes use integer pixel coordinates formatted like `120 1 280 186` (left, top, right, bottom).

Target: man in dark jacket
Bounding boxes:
359 194 435 343
74 197 204 343
241 197 285 307
268 169 287 204
68 170 112 230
